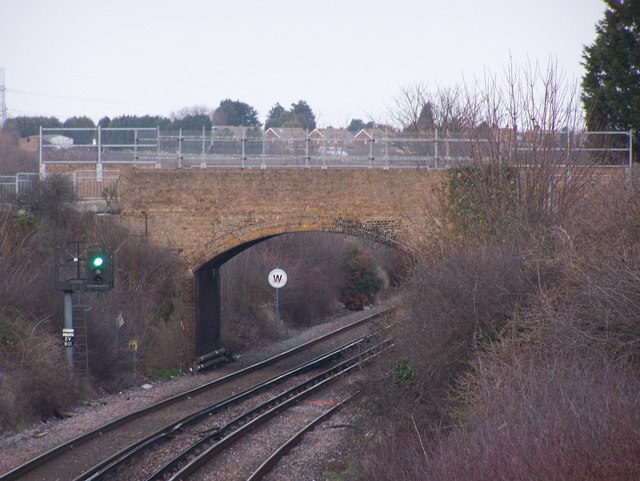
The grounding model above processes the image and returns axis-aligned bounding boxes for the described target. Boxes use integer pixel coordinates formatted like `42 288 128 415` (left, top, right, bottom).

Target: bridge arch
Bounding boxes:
192 220 416 356
117 167 446 366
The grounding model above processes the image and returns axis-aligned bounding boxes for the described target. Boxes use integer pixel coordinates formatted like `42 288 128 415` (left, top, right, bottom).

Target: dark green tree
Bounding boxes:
347 118 366 133
339 242 383 311
211 99 260 127
98 116 111 128
172 114 212 131
265 103 286 129
3 116 62 137
107 115 172 129
62 116 95 145
347 118 376 133
581 0 640 137
416 102 435 132
290 100 316 130
264 100 317 131
101 115 171 145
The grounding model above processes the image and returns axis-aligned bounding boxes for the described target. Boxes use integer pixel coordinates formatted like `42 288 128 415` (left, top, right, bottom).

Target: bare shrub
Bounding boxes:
83 233 188 384
220 232 406 351
550 172 640 363
0 186 191 424
359 172 640 480
17 175 77 224
360 243 533 430
0 310 82 430
430 357 639 481
221 232 346 351
362 352 640 481
359 59 640 480
0 208 38 258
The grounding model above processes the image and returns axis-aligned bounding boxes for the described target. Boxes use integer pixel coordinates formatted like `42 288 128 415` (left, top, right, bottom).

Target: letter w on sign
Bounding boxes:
268 268 287 288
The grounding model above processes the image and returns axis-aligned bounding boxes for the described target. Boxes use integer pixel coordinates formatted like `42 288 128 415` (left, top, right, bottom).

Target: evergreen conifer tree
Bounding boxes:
581 0 640 139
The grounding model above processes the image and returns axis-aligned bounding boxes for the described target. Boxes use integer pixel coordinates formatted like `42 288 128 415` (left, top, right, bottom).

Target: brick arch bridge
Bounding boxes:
117 168 447 367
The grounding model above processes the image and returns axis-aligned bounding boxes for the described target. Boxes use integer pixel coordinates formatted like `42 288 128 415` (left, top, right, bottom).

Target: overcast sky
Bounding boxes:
1 0 606 127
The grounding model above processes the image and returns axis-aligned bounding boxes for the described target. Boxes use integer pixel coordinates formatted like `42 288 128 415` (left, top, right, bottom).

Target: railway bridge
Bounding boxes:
32 126 631 369
116 167 447 367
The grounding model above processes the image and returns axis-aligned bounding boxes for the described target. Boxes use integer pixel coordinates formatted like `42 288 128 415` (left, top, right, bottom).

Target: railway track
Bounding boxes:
244 392 356 481
1 308 391 481
104 336 391 480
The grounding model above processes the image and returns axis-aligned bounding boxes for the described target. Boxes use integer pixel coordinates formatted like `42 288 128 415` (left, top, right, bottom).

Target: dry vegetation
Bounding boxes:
0 164 403 431
220 233 401 352
0 131 37 175
360 174 640 481
0 177 192 427
357 62 640 480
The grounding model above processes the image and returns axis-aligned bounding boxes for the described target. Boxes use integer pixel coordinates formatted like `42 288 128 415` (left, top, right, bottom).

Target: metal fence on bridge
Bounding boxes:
38 126 634 172
1 126 628 202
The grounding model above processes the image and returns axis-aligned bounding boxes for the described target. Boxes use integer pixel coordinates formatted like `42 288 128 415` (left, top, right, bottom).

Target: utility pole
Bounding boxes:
0 68 6 128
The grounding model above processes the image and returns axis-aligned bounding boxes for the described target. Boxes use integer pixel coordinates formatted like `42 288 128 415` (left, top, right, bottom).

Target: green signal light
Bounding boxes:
85 250 112 290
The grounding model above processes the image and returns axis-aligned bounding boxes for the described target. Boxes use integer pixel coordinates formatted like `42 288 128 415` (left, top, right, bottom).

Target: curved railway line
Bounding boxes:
1 307 392 481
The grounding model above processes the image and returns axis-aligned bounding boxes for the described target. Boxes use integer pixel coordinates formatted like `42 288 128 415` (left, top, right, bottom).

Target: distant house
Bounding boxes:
309 128 353 142
354 128 392 142
264 127 307 156
19 134 74 151
264 127 306 141
309 128 353 157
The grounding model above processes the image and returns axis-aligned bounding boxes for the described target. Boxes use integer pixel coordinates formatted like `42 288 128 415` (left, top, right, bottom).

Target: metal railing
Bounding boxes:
38 126 634 173
0 126 628 202
0 172 39 200
0 171 119 202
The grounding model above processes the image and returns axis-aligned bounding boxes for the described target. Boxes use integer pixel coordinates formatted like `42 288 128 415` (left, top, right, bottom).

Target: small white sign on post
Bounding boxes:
268 268 287 334
268 268 288 288
62 328 75 348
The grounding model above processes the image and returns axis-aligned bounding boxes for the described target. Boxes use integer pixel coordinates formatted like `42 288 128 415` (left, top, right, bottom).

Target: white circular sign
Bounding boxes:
268 268 287 288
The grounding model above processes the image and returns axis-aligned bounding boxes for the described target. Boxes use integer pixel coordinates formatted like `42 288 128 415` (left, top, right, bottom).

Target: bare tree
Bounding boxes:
169 105 214 122
468 58 589 232
390 82 430 135
391 83 480 135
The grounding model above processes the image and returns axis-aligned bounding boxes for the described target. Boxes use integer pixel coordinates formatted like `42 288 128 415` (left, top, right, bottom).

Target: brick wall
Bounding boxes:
117 167 449 367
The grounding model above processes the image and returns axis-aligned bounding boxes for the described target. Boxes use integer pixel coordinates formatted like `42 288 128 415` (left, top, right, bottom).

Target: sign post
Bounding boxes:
268 268 287 334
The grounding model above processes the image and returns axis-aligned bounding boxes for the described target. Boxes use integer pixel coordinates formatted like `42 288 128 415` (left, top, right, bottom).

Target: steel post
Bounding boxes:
434 128 439 169
275 287 280 334
64 291 74 368
630 129 634 169
39 126 45 178
97 126 103 182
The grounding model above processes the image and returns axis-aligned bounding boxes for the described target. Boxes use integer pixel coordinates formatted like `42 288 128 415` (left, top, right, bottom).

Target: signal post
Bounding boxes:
55 242 114 368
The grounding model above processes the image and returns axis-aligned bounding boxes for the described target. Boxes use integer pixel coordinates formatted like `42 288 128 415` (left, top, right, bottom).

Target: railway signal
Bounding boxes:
86 250 113 290
55 242 115 368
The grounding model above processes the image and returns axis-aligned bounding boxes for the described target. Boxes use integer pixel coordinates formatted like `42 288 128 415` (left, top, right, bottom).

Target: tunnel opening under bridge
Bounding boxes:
193 231 412 359
194 237 275 357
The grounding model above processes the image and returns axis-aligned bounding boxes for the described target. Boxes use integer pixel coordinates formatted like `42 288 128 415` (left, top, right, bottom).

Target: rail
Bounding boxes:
0 307 390 481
